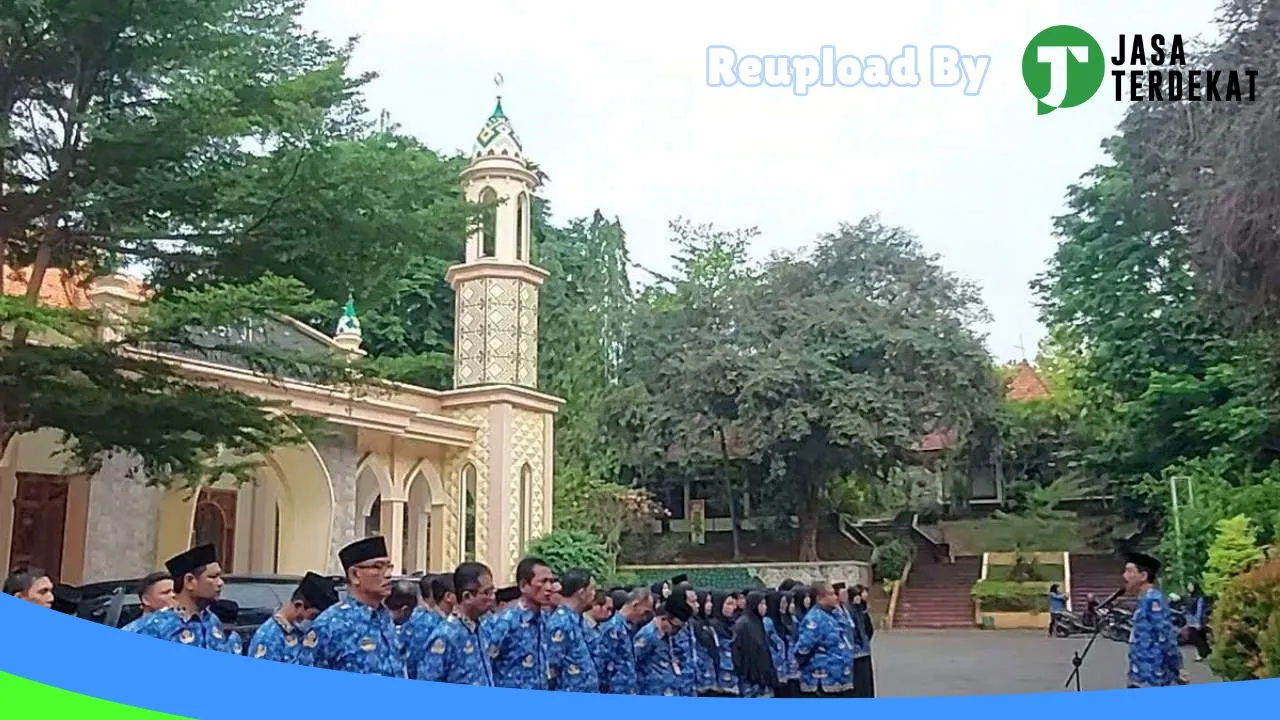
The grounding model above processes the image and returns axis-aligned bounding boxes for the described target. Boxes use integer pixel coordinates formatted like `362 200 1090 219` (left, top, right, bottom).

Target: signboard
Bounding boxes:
151 316 336 382
688 499 706 545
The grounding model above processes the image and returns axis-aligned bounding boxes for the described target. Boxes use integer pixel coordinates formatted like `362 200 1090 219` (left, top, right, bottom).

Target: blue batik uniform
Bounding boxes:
682 624 714 694
794 606 854 694
487 601 550 690
310 600 406 678
634 620 690 696
1128 587 1183 688
417 614 494 686
546 604 600 693
672 622 701 696
710 630 739 695
128 606 235 653
226 630 243 655
247 614 318 665
763 616 787 684
1187 596 1207 629
400 607 445 679
595 612 638 694
584 616 604 659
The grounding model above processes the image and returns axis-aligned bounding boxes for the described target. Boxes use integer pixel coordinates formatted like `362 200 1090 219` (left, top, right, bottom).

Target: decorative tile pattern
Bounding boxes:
440 406 491 568
452 277 540 389
507 409 549 572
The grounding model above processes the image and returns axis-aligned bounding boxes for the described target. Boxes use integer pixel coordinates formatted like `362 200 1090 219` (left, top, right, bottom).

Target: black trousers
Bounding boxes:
853 656 875 698
1189 627 1212 658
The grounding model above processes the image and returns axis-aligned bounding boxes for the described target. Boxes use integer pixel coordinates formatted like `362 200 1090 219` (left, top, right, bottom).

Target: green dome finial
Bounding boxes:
336 293 361 337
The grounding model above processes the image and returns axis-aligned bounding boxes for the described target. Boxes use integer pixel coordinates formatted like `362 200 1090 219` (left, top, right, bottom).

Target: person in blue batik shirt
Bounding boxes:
1184 582 1212 662
704 591 740 696
209 599 243 655
583 589 612 659
1123 552 1187 688
417 562 496 686
1048 583 1068 637
794 581 855 698
247 571 339 666
120 572 175 632
403 574 455 679
129 544 235 653
731 590 778 697
487 556 556 690
546 568 601 693
849 584 876 698
597 588 647 694
634 593 695 696
310 536 406 678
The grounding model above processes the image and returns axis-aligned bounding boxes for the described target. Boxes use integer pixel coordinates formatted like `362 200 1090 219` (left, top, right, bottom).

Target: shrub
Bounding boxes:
527 530 611 583
872 538 914 581
1209 553 1280 680
1204 514 1265 598
970 580 1052 613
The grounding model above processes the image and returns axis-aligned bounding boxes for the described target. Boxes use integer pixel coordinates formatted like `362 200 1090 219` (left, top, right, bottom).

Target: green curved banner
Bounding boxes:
0 671 190 718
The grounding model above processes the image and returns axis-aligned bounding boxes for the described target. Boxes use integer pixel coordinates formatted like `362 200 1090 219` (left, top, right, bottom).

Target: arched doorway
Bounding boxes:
191 489 236 571
156 439 336 575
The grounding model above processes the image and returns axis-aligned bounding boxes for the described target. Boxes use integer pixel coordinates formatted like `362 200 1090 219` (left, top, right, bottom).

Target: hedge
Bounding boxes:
970 580 1052 613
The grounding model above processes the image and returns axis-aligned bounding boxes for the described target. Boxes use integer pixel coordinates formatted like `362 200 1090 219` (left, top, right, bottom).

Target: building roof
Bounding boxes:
472 97 524 161
1006 361 1051 401
2 265 148 309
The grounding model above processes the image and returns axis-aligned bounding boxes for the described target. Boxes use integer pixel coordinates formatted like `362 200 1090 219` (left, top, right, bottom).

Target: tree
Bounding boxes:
615 220 762 558
0 0 372 486
1204 514 1265 597
1112 0 1280 330
733 216 995 560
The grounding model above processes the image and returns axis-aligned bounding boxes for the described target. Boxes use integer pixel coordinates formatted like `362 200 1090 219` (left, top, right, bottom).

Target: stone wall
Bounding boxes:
314 424 359 574
82 453 161 582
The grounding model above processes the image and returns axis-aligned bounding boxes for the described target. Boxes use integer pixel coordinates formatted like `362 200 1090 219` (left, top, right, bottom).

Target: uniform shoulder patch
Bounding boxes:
1150 600 1162 612
254 644 268 658
431 638 447 655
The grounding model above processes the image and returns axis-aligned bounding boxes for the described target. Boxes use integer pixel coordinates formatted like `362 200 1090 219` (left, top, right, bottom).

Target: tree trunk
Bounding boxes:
716 425 742 560
797 492 821 562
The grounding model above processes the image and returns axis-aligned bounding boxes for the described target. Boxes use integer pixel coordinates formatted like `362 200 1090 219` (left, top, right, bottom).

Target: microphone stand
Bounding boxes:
1063 621 1103 692
1063 591 1124 692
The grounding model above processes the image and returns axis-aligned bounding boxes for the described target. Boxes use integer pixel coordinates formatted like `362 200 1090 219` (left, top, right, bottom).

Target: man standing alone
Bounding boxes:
1124 552 1186 688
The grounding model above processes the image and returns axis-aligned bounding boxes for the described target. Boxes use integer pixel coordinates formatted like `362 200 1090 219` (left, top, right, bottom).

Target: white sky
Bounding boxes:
300 0 1221 362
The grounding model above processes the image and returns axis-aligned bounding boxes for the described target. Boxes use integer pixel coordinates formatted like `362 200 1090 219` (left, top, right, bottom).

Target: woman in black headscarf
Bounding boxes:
692 590 719 696
707 591 741 696
849 584 876 697
763 591 793 697
732 590 778 697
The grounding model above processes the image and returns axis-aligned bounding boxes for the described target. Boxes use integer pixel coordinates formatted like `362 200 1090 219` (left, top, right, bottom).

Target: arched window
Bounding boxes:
516 192 530 261
478 188 497 258
519 464 533 553
366 496 382 537
460 464 478 562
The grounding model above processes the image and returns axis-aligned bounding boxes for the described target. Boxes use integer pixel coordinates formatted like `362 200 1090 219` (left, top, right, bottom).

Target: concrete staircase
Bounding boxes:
1068 553 1130 611
895 555 982 629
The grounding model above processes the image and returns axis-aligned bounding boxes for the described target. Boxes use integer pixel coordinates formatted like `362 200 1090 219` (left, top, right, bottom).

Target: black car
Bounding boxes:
70 574 344 654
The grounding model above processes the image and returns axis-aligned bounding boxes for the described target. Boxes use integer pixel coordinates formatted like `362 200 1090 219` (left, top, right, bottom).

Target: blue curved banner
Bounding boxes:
0 595 1272 714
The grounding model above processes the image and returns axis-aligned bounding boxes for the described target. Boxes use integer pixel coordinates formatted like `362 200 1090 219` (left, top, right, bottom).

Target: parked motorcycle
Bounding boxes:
1097 606 1133 642
1050 609 1096 637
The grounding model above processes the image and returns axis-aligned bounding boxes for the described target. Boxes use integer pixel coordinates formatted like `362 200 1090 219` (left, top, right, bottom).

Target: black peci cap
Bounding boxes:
338 536 389 571
298 572 339 611
496 586 521 603
164 544 217 581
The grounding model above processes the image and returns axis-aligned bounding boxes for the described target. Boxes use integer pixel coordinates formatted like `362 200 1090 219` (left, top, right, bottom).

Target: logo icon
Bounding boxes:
1022 26 1105 114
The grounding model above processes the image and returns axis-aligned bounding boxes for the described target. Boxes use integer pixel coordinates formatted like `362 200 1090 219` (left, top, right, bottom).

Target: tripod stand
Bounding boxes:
1062 621 1104 692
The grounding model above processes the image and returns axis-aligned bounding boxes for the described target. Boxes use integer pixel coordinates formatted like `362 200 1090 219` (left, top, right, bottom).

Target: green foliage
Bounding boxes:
985 562 1064 583
0 0 374 485
1204 514 1265 598
1209 553 1280 681
871 538 913 581
970 580 1052 612
527 530 611 584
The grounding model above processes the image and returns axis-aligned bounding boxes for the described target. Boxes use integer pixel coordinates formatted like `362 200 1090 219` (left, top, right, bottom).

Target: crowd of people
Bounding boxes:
2 535 877 697
3 540 1194 693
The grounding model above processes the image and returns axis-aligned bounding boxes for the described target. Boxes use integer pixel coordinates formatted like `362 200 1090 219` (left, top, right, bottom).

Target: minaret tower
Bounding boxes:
446 82 547 389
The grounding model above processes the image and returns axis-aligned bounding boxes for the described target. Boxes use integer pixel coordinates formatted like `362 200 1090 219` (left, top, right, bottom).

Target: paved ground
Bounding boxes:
873 630 1217 697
